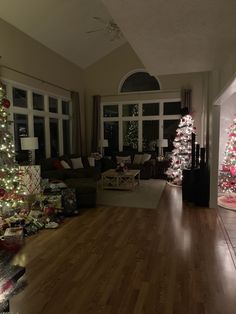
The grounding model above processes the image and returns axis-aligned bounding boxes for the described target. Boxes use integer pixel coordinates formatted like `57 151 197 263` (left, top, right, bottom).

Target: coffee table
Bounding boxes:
102 169 140 191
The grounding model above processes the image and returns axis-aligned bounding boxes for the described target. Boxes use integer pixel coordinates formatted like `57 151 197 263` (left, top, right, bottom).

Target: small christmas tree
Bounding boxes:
124 104 138 149
219 117 236 194
166 114 195 186
0 85 23 216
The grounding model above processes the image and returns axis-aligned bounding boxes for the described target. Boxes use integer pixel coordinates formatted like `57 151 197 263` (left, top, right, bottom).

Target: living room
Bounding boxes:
1 0 236 313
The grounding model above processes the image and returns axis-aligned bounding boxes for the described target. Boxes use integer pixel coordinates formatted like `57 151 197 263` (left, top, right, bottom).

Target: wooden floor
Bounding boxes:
11 184 236 314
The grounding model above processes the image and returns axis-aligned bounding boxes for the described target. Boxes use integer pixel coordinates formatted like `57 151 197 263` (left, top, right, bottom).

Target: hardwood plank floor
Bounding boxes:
10 184 236 314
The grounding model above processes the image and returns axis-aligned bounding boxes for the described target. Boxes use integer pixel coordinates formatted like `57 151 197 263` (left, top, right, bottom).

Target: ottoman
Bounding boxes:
64 178 97 208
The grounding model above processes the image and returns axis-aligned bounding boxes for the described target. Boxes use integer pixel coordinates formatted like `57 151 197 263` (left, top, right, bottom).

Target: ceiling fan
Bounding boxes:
86 17 123 41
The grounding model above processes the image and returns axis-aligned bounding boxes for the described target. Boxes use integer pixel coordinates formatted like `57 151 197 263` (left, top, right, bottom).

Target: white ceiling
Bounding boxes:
103 0 236 75
0 0 125 69
0 0 236 74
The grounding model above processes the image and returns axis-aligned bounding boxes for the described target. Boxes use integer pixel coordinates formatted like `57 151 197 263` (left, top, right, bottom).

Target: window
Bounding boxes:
4 81 72 162
13 87 27 108
34 116 46 163
50 118 59 157
101 100 181 154
120 71 160 93
49 97 58 113
33 93 44 111
14 113 28 163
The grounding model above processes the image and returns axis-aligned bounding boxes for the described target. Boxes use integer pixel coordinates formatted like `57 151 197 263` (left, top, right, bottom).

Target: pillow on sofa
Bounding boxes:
116 155 131 165
61 160 71 169
133 154 143 165
52 160 64 170
71 157 84 169
141 153 151 164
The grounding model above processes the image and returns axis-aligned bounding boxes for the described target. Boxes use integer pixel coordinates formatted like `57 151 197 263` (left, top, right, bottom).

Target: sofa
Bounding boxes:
40 155 100 208
101 152 156 179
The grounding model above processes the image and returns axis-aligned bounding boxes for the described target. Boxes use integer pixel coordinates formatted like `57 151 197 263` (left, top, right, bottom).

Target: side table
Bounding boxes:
154 159 170 179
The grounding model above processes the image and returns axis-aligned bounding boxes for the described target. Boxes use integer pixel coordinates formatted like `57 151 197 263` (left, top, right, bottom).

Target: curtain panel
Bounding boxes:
91 95 101 152
71 91 83 155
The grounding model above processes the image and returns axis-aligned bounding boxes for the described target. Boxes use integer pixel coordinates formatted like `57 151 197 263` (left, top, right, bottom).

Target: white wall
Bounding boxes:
85 43 209 152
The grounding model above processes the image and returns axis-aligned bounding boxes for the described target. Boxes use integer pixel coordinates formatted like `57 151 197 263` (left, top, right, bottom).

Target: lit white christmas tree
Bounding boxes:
0 85 24 216
166 114 195 186
124 105 138 149
219 117 236 194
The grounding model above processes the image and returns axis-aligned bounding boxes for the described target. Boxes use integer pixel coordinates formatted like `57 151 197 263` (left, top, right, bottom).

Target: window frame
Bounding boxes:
2 78 72 160
101 98 181 152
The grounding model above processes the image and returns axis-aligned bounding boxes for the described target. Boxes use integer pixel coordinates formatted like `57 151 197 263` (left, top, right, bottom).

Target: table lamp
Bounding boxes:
20 137 39 165
99 139 109 156
156 139 168 157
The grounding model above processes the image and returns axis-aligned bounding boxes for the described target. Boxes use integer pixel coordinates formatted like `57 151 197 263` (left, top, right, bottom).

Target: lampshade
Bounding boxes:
21 137 39 150
99 139 109 147
156 139 168 148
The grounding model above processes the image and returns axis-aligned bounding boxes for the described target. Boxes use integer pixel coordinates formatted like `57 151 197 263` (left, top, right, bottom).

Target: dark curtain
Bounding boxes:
91 95 101 152
71 91 82 155
181 89 192 113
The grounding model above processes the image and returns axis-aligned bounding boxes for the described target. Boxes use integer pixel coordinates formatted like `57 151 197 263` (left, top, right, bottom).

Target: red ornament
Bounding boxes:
2 98 10 108
0 188 6 197
230 166 236 177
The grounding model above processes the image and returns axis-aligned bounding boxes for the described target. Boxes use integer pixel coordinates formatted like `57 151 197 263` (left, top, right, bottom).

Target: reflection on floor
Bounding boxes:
218 206 236 257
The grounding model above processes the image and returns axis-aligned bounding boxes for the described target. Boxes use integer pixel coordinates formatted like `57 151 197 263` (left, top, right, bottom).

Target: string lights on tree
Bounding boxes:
0 85 24 216
166 114 195 186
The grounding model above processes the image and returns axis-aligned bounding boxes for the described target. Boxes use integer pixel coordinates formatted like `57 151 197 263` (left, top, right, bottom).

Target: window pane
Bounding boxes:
63 120 70 154
103 105 118 117
33 93 44 111
14 113 28 163
122 104 138 117
143 103 159 116
104 121 118 154
120 72 160 92
163 119 179 154
123 121 138 151
50 118 59 157
13 87 27 108
62 100 70 114
34 116 46 163
49 97 58 113
164 102 181 115
142 120 159 152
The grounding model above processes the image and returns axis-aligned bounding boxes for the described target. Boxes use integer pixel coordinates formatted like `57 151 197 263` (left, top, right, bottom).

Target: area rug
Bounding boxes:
218 193 236 211
96 179 166 209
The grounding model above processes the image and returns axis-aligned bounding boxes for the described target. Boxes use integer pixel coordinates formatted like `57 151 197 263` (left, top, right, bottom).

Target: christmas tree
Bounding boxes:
0 85 23 217
166 114 195 186
219 117 236 194
124 104 138 149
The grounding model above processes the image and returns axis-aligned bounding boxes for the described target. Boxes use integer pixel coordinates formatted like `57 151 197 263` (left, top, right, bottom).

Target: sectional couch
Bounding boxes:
40 155 100 208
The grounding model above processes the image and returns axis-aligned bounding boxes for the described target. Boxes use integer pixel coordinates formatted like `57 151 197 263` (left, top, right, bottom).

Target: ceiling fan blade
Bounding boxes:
86 28 104 34
93 16 107 24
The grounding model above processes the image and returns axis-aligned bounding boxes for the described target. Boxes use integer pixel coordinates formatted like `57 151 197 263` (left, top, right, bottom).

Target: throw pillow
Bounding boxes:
60 160 71 169
116 155 131 165
71 157 84 169
133 154 143 165
141 153 151 164
88 157 95 167
52 160 64 170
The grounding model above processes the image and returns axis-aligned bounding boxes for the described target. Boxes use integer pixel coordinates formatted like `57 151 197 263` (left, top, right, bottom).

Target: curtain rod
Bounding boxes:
1 64 71 93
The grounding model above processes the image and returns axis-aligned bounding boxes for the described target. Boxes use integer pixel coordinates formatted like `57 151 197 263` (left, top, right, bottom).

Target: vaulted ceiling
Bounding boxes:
0 0 236 74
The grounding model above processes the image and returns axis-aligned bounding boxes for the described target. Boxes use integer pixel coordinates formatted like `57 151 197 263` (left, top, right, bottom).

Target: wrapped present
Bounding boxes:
0 227 24 252
61 188 78 216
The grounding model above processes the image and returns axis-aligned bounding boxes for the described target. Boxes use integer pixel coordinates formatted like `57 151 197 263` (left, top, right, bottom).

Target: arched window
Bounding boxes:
120 71 160 93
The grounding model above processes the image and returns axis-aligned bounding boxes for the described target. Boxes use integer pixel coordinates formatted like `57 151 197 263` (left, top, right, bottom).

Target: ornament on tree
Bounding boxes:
166 114 195 186
2 98 10 109
0 188 5 197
